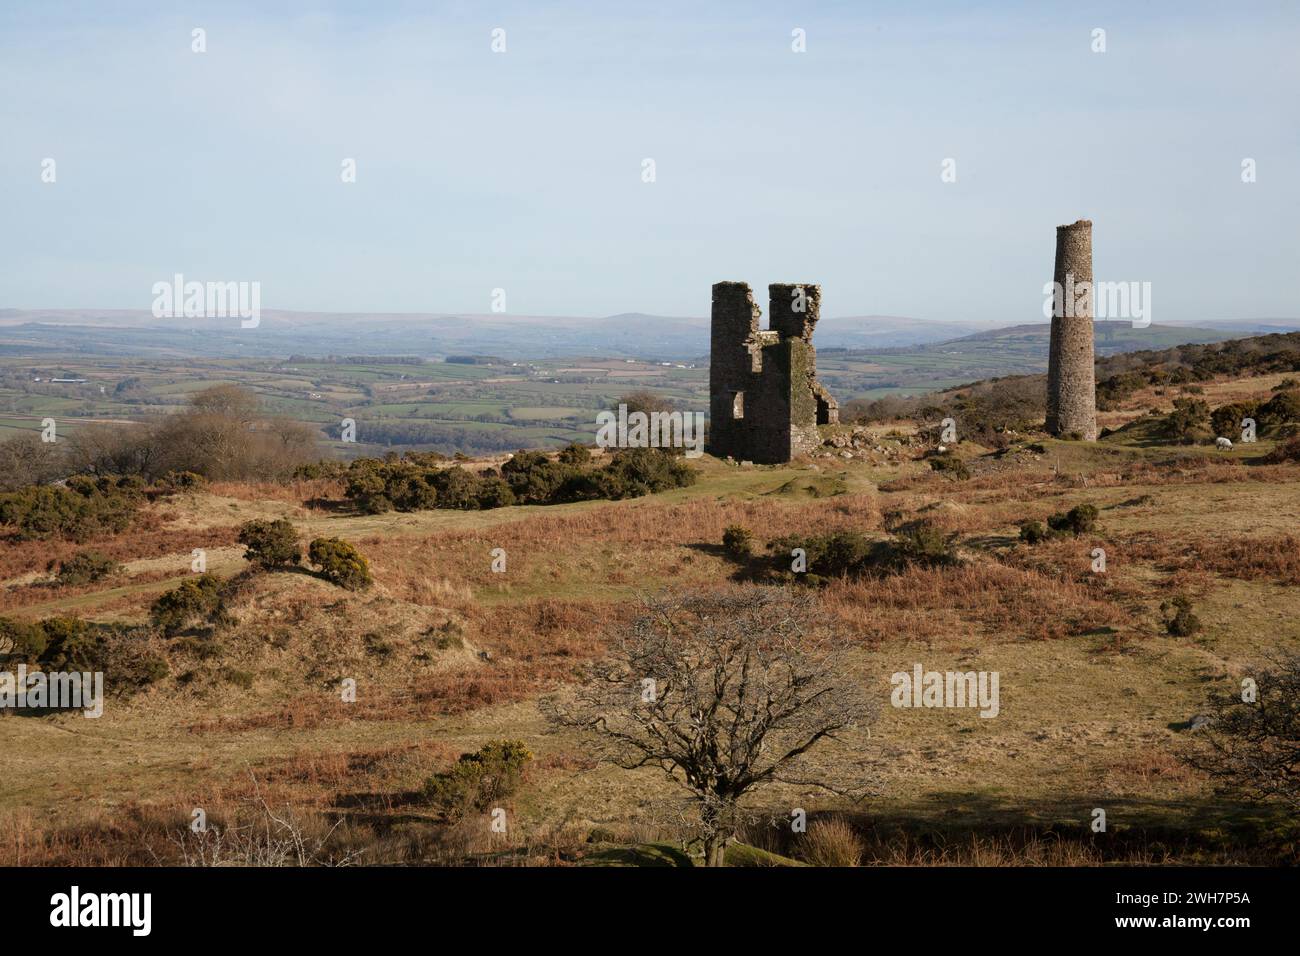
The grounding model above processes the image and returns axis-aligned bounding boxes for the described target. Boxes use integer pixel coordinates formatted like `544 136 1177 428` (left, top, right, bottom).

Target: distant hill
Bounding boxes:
931 321 1240 357
0 309 1295 363
0 309 999 360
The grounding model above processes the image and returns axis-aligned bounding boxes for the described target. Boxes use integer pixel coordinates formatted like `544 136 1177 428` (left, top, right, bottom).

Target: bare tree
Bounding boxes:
154 385 320 479
66 423 164 478
615 389 675 416
0 432 62 491
1183 654 1300 810
544 588 875 866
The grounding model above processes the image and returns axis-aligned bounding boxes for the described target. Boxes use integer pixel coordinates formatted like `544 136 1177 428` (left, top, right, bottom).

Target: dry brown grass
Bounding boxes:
5 402 1299 867
821 560 1135 644
798 817 864 866
205 478 343 506
0 524 240 591
1119 531 1300 586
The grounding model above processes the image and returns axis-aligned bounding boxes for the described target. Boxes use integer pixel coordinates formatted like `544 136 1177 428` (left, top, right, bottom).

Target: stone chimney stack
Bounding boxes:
1045 219 1098 441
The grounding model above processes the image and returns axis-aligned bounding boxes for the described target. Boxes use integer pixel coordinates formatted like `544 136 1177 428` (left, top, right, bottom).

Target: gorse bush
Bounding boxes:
928 455 971 480
0 615 106 671
722 525 754 559
1048 503 1099 536
0 615 165 698
767 529 875 581
1162 398 1211 443
150 574 225 636
238 519 301 569
1021 503 1099 544
1161 596 1202 637
762 520 957 584
342 447 694 515
1019 520 1049 545
598 448 698 497
1210 390 1300 440
50 550 121 586
423 740 532 821
0 475 141 542
156 470 206 493
893 520 960 563
308 537 373 591
556 442 592 465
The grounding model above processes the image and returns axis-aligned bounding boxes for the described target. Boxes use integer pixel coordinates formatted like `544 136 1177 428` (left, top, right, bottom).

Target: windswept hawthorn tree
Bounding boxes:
544 588 875 866
1183 654 1300 810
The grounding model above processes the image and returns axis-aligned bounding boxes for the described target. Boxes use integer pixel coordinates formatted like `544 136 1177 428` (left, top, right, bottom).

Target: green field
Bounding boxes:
0 322 1244 458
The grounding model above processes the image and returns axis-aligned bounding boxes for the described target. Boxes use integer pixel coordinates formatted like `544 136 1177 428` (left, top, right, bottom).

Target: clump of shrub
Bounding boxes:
722 525 754 559
292 460 351 480
767 529 875 582
150 574 226 636
0 616 164 700
238 519 301 569
0 475 141 542
308 537 373 591
597 448 698 498
1212 390 1300 442
1161 596 1202 637
764 520 956 584
156 470 206 493
893 520 959 564
1020 503 1099 544
556 442 592 465
1048 503 1098 535
49 550 121 586
423 740 532 821
0 615 106 671
1163 398 1212 443
1019 520 1049 545
928 455 971 480
343 447 694 515
220 667 255 690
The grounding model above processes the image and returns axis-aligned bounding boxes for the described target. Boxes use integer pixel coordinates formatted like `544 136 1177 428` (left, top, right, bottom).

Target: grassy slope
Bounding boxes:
1 370 1298 864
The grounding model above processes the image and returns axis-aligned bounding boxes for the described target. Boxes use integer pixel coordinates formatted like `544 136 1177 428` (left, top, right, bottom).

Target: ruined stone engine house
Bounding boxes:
706 281 838 464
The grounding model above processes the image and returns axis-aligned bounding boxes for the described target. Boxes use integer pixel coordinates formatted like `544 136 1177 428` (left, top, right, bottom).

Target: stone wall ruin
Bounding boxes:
706 281 838 464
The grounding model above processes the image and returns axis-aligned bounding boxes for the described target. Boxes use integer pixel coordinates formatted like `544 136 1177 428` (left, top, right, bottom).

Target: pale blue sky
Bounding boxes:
2 1 1297 323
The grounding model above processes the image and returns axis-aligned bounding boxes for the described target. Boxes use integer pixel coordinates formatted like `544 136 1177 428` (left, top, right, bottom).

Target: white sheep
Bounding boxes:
1215 437 1233 450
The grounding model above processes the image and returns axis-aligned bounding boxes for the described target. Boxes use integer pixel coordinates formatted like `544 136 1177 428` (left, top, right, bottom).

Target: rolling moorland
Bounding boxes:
0 320 1270 459
1 330 1299 866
